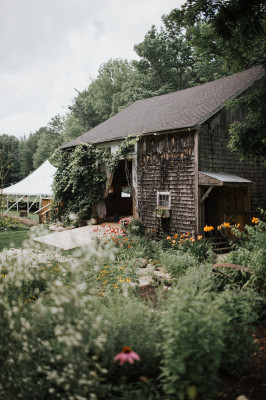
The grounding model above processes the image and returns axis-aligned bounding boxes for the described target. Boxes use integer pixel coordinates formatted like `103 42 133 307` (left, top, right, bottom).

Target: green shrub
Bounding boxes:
218 290 261 375
164 233 214 263
223 217 266 294
160 285 261 399
160 287 225 399
125 218 145 237
0 242 163 400
159 250 198 279
0 215 28 231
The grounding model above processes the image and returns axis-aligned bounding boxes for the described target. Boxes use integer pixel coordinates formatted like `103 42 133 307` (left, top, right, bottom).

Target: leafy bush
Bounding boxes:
159 250 198 279
0 216 28 231
164 233 214 263
160 284 261 399
125 218 145 237
160 287 225 399
0 242 162 400
218 290 261 375
223 217 266 294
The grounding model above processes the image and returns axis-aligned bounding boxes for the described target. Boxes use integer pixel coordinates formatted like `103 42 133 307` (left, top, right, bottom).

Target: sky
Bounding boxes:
0 0 184 139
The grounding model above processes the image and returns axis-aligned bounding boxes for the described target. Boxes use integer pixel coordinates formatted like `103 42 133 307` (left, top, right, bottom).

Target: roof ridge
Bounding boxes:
133 65 264 104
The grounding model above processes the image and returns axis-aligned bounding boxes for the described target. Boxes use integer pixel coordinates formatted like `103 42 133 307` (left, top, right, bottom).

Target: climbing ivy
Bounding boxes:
51 136 139 223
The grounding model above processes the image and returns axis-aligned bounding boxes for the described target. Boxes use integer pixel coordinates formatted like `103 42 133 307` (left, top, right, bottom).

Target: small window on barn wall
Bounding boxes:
121 187 131 197
157 192 171 208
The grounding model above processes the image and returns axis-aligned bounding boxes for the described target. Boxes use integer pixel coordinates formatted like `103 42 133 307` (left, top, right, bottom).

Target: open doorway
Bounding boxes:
204 186 250 231
105 160 133 221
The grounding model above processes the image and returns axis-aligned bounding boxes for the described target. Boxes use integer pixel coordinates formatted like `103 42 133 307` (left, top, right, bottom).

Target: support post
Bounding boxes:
200 186 214 205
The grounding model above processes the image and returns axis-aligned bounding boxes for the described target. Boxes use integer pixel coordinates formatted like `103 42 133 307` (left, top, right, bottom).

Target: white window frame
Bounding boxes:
157 192 171 208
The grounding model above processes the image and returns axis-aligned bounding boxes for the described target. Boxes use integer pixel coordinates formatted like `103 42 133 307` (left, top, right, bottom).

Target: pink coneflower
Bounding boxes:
114 346 140 365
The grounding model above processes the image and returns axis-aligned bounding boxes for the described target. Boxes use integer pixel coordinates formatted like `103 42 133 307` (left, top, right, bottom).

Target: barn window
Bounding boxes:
157 192 171 208
121 187 131 197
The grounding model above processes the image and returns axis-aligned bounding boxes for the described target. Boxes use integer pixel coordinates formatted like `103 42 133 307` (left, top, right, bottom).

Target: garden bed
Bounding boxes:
215 322 266 400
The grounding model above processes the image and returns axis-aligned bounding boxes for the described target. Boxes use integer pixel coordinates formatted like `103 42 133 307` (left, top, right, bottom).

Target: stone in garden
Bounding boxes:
134 258 148 268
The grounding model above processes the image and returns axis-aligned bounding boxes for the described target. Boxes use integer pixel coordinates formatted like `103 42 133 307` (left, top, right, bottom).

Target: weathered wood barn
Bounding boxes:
62 65 266 236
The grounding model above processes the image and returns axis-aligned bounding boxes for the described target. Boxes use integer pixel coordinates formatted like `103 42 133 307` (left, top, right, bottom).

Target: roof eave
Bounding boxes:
194 69 265 128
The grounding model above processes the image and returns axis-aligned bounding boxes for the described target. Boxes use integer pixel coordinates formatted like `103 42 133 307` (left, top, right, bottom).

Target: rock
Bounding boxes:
133 258 148 268
49 224 57 231
137 264 154 276
139 276 153 287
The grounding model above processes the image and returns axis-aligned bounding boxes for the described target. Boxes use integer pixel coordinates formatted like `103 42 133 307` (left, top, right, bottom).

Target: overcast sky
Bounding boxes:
0 0 184 139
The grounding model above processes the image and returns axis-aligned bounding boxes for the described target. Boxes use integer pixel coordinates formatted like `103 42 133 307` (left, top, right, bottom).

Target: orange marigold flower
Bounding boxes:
198 235 203 240
252 217 259 224
167 236 171 240
172 240 176 244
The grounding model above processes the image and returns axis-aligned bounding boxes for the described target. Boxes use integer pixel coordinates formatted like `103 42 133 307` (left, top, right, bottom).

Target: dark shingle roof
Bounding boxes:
61 65 264 148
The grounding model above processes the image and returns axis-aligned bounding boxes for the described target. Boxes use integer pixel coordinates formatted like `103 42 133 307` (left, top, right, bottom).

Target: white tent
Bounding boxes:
3 160 56 197
3 160 57 215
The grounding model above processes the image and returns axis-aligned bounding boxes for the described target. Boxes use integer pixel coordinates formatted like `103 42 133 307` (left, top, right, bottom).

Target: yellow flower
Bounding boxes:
252 217 259 224
197 235 203 240
125 278 131 282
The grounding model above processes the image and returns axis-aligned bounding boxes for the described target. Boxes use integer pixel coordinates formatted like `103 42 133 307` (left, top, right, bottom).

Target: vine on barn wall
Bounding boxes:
51 136 139 223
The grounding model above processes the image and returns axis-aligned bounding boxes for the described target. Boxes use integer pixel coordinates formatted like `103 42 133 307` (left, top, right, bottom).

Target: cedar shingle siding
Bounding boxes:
137 132 196 236
61 65 266 235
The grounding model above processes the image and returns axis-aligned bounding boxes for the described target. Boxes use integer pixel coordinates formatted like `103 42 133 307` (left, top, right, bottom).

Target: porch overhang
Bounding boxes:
199 172 252 187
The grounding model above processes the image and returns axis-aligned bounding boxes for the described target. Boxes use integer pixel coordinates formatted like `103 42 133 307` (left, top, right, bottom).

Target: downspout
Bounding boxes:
194 129 199 236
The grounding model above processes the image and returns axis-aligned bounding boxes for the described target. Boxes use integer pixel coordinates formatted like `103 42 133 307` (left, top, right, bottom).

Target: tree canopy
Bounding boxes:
3 0 266 177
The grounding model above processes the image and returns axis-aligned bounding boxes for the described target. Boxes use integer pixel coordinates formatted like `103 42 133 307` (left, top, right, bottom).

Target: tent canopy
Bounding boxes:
3 160 57 197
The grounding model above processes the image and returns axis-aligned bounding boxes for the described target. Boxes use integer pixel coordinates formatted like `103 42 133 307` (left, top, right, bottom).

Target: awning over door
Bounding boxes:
199 171 252 186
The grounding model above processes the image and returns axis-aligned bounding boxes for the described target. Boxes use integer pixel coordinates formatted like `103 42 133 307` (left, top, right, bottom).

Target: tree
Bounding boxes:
167 0 266 161
133 24 194 93
33 114 65 169
60 113 85 144
69 59 134 131
19 131 43 178
0 135 21 186
0 135 21 214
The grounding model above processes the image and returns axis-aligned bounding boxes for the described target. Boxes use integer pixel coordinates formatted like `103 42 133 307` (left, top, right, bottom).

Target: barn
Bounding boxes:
61 65 266 236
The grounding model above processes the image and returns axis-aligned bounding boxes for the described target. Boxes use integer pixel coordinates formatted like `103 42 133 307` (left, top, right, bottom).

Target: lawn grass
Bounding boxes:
0 229 59 252
0 230 31 251
2 209 39 222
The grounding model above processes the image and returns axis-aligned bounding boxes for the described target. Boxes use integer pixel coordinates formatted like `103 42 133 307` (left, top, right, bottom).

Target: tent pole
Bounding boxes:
28 195 39 212
6 195 25 213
